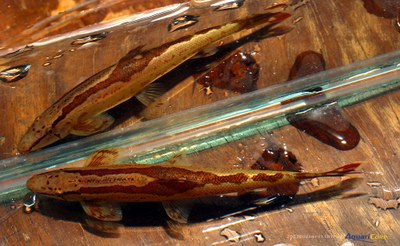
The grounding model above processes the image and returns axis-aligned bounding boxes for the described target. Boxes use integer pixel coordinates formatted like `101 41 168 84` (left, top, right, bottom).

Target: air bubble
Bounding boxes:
168 15 199 32
53 53 64 59
397 15 400 33
71 32 108 46
0 64 31 82
190 0 213 8
213 0 244 11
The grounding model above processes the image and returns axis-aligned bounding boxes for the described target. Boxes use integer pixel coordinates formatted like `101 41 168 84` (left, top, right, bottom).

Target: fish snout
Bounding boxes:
27 172 64 196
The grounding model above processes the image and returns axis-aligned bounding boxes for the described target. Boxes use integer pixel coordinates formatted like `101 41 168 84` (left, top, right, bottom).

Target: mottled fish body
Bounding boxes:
27 163 361 202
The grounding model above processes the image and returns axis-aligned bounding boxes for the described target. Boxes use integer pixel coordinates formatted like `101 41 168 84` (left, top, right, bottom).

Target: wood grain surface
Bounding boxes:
0 0 399 245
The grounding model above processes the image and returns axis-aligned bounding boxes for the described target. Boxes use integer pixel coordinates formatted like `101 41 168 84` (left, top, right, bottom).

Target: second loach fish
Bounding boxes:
18 5 291 153
26 149 362 221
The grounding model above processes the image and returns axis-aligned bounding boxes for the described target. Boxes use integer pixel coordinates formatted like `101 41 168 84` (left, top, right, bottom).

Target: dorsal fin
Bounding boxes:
165 153 192 167
81 149 125 223
84 148 123 167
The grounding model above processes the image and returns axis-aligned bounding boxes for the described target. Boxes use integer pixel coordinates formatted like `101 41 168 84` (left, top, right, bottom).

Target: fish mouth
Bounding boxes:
26 174 47 194
17 128 43 153
18 131 61 153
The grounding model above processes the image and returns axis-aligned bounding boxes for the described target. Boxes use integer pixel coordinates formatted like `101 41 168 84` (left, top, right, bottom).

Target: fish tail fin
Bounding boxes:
324 163 363 175
297 163 362 179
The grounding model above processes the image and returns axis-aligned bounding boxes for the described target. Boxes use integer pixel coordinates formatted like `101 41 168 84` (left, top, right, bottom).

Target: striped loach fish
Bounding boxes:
18 6 291 153
26 149 362 221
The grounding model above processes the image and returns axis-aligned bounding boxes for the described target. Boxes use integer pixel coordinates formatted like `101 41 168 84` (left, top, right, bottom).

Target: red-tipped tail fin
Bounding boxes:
296 163 362 179
325 163 362 174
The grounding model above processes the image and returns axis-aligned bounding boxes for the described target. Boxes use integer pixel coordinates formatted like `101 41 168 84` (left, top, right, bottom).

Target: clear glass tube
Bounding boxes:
0 49 399 203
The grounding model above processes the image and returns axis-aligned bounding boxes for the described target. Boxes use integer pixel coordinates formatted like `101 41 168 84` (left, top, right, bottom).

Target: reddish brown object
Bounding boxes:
288 51 326 80
288 105 361 150
195 51 259 94
250 148 301 197
362 0 400 18
287 51 360 150
252 148 301 172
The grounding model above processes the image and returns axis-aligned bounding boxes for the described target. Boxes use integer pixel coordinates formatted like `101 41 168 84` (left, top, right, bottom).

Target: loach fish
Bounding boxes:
18 6 291 153
27 163 361 202
26 149 362 221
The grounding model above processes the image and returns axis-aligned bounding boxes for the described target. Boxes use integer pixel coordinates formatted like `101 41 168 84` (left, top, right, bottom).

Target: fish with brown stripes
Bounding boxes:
26 149 362 222
18 5 291 153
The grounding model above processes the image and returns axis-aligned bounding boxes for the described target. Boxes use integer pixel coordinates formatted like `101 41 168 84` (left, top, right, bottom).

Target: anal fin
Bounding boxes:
72 113 114 136
81 201 122 222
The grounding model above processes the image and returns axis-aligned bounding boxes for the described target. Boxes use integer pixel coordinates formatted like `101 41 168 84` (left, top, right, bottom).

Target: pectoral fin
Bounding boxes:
83 217 121 237
162 200 193 224
162 200 194 240
72 113 114 136
81 201 122 222
84 148 123 167
135 82 165 106
193 45 219 59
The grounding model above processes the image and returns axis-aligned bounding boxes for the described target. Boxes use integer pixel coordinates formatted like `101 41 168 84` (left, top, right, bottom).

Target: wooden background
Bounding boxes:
0 0 399 245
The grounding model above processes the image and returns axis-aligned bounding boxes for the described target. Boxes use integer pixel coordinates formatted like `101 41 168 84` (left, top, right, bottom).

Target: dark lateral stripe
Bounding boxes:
251 173 284 183
74 179 202 197
51 47 154 128
64 166 249 185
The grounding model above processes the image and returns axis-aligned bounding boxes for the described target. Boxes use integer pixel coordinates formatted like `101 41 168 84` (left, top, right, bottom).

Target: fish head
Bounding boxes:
17 116 69 153
26 171 66 199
